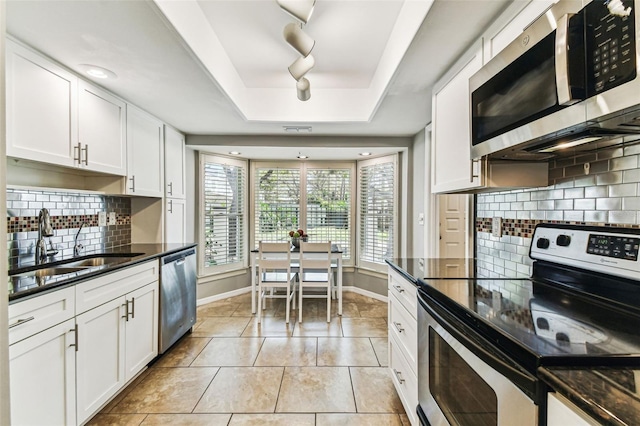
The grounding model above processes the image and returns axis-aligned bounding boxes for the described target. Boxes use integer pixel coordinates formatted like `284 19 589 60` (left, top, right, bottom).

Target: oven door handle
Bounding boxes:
419 295 537 400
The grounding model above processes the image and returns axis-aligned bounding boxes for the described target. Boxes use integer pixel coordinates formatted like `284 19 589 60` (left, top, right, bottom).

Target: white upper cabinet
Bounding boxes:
431 40 484 193
482 0 559 63
126 105 164 197
78 80 127 175
164 125 186 199
6 40 77 168
165 198 186 244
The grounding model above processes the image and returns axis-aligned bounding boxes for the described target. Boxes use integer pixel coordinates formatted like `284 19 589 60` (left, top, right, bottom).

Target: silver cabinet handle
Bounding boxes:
69 324 78 352
470 159 480 182
129 175 135 192
555 14 580 106
9 316 34 329
168 182 173 196
130 297 135 320
393 322 404 333
168 199 173 213
392 285 404 293
74 142 82 164
393 369 405 384
122 301 129 322
82 144 89 165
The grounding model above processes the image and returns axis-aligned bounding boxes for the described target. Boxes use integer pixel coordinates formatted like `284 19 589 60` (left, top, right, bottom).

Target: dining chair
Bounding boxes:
298 241 333 323
257 241 297 323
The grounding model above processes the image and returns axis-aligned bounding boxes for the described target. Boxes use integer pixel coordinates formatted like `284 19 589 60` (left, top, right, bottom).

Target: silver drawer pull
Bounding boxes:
392 285 405 293
393 322 404 333
393 369 405 384
9 316 35 329
69 324 78 352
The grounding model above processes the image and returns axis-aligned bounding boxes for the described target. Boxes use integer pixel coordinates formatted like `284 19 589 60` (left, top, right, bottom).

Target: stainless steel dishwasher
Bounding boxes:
159 248 197 354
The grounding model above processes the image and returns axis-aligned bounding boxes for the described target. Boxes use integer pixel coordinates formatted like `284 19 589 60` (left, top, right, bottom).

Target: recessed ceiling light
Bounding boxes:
78 64 117 80
359 152 372 156
229 151 241 155
297 152 308 159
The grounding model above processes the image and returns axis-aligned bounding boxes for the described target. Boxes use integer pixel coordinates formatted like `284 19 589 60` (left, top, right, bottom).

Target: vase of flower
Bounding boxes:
289 229 307 248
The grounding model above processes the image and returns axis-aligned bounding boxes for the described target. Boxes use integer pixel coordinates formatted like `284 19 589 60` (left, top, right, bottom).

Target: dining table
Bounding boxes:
250 244 343 316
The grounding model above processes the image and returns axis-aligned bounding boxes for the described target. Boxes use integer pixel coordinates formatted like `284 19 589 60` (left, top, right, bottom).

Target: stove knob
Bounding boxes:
536 238 550 249
556 235 571 247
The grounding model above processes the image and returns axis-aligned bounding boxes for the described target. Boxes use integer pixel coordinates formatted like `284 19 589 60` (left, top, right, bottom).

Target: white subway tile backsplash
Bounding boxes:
584 211 608 222
554 200 573 210
574 198 596 210
596 171 623 185
563 188 585 199
585 186 608 198
546 210 563 220
609 211 637 224
608 183 637 197
563 210 584 221
610 155 638 171
596 197 622 210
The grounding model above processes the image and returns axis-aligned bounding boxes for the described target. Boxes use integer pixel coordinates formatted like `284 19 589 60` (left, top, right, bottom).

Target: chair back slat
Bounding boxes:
300 241 332 272
258 241 291 271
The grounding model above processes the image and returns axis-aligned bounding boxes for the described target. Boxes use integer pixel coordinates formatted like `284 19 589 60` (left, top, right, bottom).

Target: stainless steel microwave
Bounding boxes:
470 0 640 160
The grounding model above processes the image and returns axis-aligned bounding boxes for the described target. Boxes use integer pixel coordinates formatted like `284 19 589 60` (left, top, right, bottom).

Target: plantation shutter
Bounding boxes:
254 167 301 246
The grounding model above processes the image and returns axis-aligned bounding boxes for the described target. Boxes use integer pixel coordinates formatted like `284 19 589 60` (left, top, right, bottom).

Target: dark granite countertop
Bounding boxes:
540 366 640 426
385 257 478 285
8 243 197 303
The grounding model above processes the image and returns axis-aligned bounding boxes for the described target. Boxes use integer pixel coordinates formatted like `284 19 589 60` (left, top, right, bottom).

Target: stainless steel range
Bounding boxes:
417 223 640 426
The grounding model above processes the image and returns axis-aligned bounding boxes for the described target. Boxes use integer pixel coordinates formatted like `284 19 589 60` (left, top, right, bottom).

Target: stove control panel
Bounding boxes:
530 224 640 280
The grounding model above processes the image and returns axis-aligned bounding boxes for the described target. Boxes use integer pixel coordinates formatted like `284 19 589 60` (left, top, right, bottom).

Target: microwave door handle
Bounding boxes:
555 13 580 105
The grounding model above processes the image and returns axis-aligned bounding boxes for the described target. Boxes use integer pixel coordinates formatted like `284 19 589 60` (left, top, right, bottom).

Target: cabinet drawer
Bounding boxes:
9 286 75 345
389 294 417 375
389 335 418 426
388 268 417 319
76 260 159 314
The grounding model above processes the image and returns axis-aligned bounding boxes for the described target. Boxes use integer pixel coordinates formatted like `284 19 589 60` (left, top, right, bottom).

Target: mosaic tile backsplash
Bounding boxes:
476 143 640 279
7 188 131 269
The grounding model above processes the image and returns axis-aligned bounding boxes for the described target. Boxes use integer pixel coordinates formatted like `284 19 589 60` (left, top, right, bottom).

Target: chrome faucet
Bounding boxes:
74 222 86 257
35 208 54 264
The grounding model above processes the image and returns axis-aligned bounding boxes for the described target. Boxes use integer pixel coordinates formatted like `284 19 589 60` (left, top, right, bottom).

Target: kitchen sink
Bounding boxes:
63 256 135 268
11 266 89 277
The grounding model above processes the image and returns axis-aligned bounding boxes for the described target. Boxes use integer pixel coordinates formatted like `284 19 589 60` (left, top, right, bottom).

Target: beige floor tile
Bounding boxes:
400 413 411 425
293 318 343 337
341 318 388 337
254 337 317 366
370 337 389 367
358 303 388 318
350 367 404 413
342 292 381 304
276 367 356 413
316 413 405 426
112 367 218 413
192 337 264 367
198 301 241 317
101 369 153 413
87 413 147 426
194 367 283 413
317 337 379 366
339 302 361 318
154 337 211 367
192 316 252 337
229 413 316 425
140 413 231 425
241 316 296 337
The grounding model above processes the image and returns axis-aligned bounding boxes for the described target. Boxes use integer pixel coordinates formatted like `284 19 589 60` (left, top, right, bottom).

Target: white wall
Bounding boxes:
410 129 426 258
1 2 11 422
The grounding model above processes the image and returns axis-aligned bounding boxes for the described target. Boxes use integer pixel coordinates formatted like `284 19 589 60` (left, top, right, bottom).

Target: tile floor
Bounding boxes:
89 291 409 426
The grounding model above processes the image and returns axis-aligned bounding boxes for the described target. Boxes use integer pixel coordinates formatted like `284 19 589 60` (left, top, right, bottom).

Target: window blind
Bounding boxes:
202 158 246 271
254 168 301 246
306 168 351 259
359 159 395 266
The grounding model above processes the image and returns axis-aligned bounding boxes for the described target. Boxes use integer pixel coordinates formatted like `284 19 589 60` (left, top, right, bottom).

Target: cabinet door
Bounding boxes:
76 297 126 424
125 281 159 381
9 319 76 426
165 198 186 244
6 40 77 168
127 105 164 197
431 41 484 193
164 126 186 199
78 80 127 175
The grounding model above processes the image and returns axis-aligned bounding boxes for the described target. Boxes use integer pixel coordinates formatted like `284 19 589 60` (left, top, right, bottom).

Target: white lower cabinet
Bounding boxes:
388 267 418 426
124 282 159 381
9 318 77 426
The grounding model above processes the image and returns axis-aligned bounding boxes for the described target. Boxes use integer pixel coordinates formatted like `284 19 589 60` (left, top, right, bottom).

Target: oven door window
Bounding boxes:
429 327 498 426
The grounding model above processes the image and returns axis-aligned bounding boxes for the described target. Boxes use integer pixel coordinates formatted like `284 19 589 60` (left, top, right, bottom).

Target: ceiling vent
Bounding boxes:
283 126 312 133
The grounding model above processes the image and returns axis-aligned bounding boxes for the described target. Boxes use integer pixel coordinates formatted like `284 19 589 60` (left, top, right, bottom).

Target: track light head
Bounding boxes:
288 55 315 81
283 23 315 57
276 0 316 24
296 78 311 101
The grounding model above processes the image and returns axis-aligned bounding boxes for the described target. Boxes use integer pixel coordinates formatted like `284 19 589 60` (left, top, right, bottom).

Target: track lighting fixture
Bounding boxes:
276 0 316 24
296 78 311 101
283 23 315 57
288 55 315 81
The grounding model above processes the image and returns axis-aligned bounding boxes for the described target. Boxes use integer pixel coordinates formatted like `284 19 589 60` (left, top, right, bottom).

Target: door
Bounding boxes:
165 198 186 244
164 126 186 199
9 319 76 426
76 297 125 424
125 282 159 381
438 194 468 258
78 80 127 175
127 105 164 197
6 40 77 168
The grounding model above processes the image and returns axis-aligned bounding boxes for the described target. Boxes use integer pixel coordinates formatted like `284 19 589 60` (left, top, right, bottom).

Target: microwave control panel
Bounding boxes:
586 0 637 95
